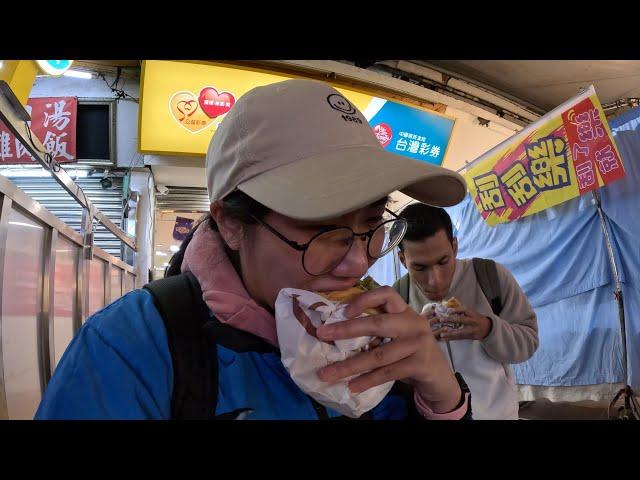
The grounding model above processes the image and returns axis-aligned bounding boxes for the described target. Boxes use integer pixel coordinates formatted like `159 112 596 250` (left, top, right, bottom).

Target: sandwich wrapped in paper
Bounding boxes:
422 297 465 330
275 276 394 418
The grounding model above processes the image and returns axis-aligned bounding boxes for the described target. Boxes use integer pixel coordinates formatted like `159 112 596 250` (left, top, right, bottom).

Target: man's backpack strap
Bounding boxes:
472 258 503 316
397 273 411 303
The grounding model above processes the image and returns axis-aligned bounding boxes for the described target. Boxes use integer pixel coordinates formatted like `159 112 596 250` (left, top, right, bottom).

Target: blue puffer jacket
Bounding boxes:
36 289 420 420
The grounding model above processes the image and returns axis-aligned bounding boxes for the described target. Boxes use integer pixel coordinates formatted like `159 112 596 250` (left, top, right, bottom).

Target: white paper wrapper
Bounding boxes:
422 302 463 330
275 288 394 418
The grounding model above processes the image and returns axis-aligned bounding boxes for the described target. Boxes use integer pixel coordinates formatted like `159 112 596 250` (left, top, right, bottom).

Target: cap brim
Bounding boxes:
237 145 468 221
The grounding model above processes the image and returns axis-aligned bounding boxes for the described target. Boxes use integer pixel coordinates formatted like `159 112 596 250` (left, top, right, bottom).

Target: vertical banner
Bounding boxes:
464 86 625 226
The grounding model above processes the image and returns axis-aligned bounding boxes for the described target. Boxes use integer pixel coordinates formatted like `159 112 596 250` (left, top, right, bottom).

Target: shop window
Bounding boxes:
76 101 115 165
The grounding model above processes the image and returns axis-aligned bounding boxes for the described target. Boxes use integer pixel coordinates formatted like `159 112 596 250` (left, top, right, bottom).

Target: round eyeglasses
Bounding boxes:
252 209 408 276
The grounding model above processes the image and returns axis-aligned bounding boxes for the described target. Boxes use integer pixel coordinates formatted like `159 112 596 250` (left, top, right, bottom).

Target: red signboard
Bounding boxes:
561 97 625 195
0 96 77 164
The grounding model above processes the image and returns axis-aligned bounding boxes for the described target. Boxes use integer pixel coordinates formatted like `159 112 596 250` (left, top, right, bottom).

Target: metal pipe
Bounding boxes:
0 195 13 419
592 190 628 386
40 227 56 390
602 98 640 112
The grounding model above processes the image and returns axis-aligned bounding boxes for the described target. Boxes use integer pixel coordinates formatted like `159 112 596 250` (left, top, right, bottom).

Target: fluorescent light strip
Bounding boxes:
63 70 93 79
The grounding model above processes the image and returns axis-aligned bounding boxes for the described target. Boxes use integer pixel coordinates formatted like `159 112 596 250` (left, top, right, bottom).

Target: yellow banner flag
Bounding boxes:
464 86 626 226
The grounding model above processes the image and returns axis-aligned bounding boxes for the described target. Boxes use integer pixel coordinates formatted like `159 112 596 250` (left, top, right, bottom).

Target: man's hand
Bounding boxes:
433 307 492 341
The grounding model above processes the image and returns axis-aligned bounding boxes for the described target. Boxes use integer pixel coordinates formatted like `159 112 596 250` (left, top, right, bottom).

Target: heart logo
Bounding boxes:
373 123 393 148
199 87 236 118
169 91 215 133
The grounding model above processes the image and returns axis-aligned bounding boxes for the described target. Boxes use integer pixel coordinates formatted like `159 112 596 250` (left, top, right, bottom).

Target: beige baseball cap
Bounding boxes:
206 79 467 220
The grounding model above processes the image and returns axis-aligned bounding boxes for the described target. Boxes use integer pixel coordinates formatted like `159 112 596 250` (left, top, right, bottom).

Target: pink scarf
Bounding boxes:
180 221 279 347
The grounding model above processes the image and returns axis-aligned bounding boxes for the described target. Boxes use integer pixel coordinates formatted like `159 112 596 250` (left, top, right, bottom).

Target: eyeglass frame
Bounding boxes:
250 209 408 276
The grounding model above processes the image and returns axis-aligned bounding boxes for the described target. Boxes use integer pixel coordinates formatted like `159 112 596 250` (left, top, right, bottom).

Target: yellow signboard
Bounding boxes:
0 60 39 106
138 61 456 166
138 61 375 156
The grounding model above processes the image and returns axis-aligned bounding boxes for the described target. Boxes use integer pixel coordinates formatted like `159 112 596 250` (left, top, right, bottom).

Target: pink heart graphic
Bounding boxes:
199 87 236 118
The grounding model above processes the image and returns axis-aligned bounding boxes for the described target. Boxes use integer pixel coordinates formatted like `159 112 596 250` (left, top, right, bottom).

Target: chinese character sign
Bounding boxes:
465 86 625 226
366 99 455 166
562 99 625 193
0 97 77 164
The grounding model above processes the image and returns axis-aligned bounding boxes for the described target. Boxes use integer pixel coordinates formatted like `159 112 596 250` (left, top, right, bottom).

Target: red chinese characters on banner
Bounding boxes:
562 97 625 195
0 97 77 164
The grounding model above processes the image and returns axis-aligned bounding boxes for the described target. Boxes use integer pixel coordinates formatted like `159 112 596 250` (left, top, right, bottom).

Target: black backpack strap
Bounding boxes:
396 273 411 303
144 272 218 420
472 258 503 316
205 318 279 354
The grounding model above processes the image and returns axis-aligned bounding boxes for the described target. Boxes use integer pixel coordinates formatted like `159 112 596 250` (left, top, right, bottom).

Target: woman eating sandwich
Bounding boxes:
36 79 472 420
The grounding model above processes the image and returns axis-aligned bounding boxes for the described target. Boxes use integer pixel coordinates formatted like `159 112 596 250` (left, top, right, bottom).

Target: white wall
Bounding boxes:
30 74 141 168
144 155 206 188
442 106 518 173
129 170 155 287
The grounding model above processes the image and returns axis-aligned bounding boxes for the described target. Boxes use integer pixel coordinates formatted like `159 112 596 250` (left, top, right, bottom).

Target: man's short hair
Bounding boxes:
398 202 454 250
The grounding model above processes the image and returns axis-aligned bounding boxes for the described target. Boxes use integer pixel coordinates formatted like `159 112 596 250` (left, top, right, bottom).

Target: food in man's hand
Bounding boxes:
442 297 462 309
424 297 464 331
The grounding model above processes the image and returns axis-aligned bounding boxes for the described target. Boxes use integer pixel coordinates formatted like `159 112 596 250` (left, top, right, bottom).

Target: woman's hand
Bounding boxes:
316 286 462 414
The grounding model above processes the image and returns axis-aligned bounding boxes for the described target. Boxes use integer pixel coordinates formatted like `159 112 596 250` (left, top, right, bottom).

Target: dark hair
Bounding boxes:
397 202 453 251
165 190 270 277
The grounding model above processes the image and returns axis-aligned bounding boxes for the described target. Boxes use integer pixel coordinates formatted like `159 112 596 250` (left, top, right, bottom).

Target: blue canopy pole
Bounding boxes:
592 189 640 419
